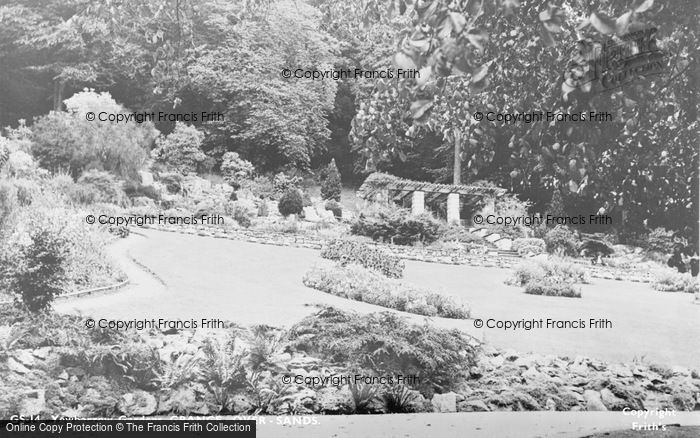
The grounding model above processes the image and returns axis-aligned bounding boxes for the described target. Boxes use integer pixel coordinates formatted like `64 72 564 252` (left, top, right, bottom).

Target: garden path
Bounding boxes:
55 229 700 368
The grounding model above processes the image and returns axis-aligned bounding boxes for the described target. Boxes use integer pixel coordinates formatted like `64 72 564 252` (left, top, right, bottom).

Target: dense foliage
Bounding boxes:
320 159 342 202
351 208 444 245
0 228 68 312
303 265 470 319
288 307 478 392
31 91 157 180
321 239 405 278
277 189 304 217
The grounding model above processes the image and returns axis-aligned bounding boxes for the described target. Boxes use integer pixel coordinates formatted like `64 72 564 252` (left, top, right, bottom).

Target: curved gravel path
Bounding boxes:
56 228 700 368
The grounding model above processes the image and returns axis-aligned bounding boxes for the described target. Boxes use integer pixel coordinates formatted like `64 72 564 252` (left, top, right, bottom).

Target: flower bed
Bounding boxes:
303 264 470 319
320 239 405 278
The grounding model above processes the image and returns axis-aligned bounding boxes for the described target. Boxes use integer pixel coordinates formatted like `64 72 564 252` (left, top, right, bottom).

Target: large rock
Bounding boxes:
118 391 158 416
431 392 457 413
484 233 501 243
288 356 321 370
600 388 627 410
14 350 36 367
303 206 320 222
317 388 354 414
459 399 489 412
158 387 198 414
583 390 608 411
494 238 513 251
19 390 46 417
7 357 30 374
609 363 633 378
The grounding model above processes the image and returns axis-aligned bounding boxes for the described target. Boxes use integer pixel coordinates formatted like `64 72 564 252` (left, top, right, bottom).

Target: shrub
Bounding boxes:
321 159 341 201
302 191 313 207
272 173 301 197
151 122 207 174
158 172 184 194
6 150 36 178
32 90 157 180
303 264 469 319
221 152 255 188
0 180 18 232
12 178 37 206
512 238 546 256
201 332 248 411
278 189 303 216
652 269 698 293
546 187 566 218
0 227 69 312
233 202 256 228
351 209 444 246
524 280 582 298
240 176 275 200
440 225 486 245
288 307 478 392
123 181 160 201
77 169 126 205
643 228 676 254
324 200 342 219
67 184 101 205
544 225 579 256
383 385 421 413
507 258 590 287
321 239 404 278
481 193 531 238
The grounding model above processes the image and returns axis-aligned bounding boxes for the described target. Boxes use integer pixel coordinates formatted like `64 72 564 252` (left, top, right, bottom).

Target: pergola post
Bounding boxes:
411 191 425 215
483 195 496 215
447 193 460 224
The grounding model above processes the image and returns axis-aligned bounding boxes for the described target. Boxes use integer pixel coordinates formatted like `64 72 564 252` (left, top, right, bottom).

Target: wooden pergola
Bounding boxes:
358 174 506 224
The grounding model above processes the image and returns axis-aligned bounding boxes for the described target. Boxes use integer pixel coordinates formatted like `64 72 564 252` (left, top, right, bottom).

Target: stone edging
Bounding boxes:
140 224 655 284
0 280 130 306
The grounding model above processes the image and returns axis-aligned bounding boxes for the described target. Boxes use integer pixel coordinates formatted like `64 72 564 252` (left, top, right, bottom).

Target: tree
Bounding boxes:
321 159 342 201
31 90 158 180
187 0 339 171
151 122 206 174
350 0 697 237
1 228 68 313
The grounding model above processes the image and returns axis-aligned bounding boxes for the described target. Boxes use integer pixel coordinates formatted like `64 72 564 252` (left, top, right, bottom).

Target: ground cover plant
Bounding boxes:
320 239 405 278
303 264 469 319
651 268 698 293
350 207 444 246
288 307 478 394
506 257 589 298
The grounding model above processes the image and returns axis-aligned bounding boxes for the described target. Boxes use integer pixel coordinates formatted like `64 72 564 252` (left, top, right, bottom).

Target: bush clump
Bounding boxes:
158 172 184 194
77 169 127 205
324 200 342 219
32 90 157 180
220 152 254 189
524 280 582 298
321 159 341 202
652 269 698 293
232 202 256 228
321 239 404 278
288 307 478 392
0 227 68 312
543 225 579 256
151 122 207 174
511 238 546 256
303 264 469 319
643 228 677 254
278 189 303 217
351 208 444 246
507 258 590 287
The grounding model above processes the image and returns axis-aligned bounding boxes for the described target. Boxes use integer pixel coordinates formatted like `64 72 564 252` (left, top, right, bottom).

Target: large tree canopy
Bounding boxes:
0 0 696 235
